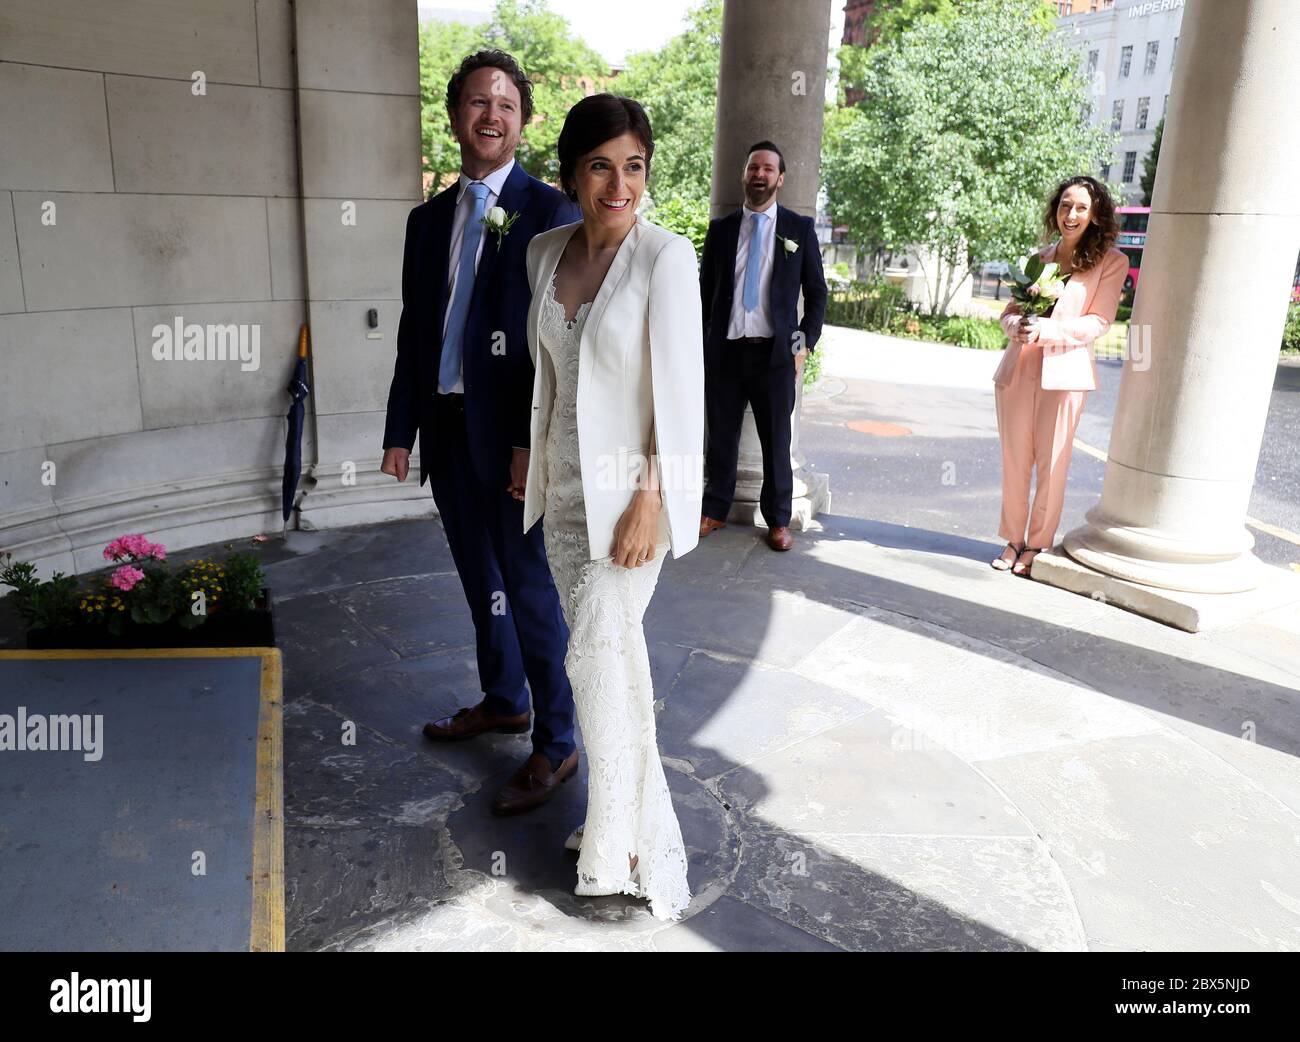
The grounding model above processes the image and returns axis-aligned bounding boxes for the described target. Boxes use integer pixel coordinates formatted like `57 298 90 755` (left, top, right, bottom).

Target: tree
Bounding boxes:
867 0 1056 41
1140 115 1163 206
418 1 608 192
824 0 1116 314
615 0 722 249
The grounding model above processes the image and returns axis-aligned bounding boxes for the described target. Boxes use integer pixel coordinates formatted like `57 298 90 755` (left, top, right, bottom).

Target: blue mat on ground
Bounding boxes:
0 655 264 951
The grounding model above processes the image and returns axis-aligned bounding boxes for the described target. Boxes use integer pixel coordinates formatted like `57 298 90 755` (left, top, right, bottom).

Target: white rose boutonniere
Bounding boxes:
481 205 521 250
782 236 799 256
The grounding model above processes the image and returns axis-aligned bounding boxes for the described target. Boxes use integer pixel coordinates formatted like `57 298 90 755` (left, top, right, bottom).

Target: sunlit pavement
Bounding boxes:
4 327 1296 951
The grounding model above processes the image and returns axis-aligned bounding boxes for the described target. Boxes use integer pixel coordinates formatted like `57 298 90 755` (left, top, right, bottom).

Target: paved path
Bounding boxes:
255 508 1299 951
4 327 1296 951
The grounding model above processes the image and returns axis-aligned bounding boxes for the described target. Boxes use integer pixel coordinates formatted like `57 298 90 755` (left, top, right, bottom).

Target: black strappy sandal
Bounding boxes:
991 543 1023 571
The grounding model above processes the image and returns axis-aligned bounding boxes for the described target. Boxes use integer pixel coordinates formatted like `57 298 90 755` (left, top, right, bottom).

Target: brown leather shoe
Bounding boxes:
422 701 530 742
699 515 727 537
766 525 793 551
490 749 579 816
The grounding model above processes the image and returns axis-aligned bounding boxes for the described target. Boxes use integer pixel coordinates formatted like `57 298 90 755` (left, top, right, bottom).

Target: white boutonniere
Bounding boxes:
481 206 520 251
782 236 799 256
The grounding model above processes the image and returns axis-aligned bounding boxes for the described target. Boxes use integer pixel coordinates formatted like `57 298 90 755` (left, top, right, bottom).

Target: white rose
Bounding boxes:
486 206 507 228
783 237 798 255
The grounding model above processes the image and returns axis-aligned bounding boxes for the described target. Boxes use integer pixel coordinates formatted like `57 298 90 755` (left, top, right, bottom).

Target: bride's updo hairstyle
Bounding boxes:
556 93 655 203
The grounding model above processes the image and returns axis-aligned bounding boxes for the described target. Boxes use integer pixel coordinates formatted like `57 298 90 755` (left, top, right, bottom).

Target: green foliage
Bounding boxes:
1116 303 1132 322
826 278 1005 350
825 0 1116 315
616 0 722 214
0 553 79 631
222 552 265 614
1140 116 1163 207
646 194 710 252
419 1 609 190
826 276 911 330
1283 303 1300 354
0 543 268 637
933 315 1006 350
867 0 1056 41
801 348 822 390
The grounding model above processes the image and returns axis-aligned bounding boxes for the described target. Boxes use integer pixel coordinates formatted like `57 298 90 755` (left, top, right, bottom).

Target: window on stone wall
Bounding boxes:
1101 162 1111 181
1119 44 1132 77
1144 40 1159 75
1163 93 1169 117
1122 151 1137 182
1111 99 1124 131
1171 36 1179 68
1136 96 1149 130
1088 49 1099 75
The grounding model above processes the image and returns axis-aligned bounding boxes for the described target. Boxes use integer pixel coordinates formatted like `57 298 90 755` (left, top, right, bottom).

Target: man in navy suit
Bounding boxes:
381 51 581 815
697 141 828 551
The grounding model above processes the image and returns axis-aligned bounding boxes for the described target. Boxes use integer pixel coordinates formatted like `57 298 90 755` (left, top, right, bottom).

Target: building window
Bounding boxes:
1122 151 1137 182
1056 0 1070 14
1087 49 1099 75
1136 96 1150 130
1171 36 1179 68
1101 162 1111 181
1111 99 1124 131
1163 93 1169 117
1119 45 1133 77
1144 40 1159 75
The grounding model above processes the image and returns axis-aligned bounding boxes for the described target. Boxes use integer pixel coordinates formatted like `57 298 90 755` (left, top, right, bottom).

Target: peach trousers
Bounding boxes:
994 340 1087 550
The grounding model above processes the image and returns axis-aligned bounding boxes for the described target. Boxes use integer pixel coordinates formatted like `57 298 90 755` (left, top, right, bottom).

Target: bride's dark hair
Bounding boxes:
557 94 655 202
1042 175 1118 272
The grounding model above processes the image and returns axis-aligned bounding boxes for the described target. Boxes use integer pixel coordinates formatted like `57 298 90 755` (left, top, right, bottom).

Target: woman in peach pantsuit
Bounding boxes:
991 175 1126 576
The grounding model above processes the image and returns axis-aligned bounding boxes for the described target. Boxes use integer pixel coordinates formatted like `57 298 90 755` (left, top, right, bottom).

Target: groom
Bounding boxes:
381 50 581 815
698 140 827 551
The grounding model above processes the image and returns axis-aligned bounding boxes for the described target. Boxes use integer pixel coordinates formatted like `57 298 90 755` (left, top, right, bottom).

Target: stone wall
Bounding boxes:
0 0 428 577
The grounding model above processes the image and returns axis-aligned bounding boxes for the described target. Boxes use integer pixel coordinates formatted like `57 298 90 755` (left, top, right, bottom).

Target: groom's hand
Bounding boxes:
507 447 529 501
381 447 410 482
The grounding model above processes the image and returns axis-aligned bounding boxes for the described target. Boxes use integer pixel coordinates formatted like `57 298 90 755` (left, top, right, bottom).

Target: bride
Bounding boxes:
511 93 704 921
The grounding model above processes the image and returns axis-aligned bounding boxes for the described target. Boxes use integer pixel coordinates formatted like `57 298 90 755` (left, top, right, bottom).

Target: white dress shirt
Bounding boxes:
439 157 516 394
725 201 778 340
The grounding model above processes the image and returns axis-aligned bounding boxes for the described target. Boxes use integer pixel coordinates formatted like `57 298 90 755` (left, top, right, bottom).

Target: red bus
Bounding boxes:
1116 206 1149 294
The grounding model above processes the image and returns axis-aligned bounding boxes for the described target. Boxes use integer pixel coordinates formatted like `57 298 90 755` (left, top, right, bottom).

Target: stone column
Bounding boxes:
1039 0 1300 623
708 0 833 530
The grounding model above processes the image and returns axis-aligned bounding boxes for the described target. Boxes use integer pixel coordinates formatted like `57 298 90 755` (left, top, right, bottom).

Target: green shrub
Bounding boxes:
826 276 911 332
1283 303 1300 354
936 315 1006 350
1116 303 1132 322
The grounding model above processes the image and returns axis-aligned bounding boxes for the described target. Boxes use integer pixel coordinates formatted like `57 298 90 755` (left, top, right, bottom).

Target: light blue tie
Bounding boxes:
742 210 768 313
439 181 491 392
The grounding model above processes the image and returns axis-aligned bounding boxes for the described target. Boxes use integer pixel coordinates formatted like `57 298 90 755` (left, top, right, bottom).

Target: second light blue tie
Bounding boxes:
742 210 768 313
439 181 491 392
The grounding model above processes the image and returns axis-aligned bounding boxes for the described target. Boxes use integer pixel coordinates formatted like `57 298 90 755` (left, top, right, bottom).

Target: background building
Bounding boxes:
1056 0 1184 203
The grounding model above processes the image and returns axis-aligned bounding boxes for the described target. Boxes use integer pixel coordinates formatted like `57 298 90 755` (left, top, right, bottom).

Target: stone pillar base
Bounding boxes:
725 467 830 532
1030 547 1300 633
1062 516 1263 594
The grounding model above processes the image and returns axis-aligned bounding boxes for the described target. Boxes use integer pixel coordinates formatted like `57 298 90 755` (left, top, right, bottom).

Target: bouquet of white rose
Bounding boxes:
1003 253 1069 318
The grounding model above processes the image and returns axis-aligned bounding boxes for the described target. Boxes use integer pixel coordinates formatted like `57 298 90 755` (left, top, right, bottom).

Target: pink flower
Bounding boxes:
110 565 146 591
103 533 166 562
1027 285 1041 297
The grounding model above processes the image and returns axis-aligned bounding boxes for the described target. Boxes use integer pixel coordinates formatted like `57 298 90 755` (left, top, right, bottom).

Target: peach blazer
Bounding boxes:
993 243 1127 391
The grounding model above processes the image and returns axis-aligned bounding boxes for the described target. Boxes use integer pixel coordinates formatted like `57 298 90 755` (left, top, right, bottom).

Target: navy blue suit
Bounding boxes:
699 204 828 528
383 161 581 764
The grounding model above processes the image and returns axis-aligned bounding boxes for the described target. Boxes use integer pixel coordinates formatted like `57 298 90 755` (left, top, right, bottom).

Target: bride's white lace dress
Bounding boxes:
538 275 691 922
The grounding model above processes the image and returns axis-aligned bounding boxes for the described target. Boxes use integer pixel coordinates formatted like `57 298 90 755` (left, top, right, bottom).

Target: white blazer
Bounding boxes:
523 214 705 562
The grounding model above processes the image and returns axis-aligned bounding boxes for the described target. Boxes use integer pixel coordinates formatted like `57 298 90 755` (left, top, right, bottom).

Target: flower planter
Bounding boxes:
26 588 276 650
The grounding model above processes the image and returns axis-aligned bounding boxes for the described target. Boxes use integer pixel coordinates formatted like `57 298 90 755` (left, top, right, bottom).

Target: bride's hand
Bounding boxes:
611 490 662 568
